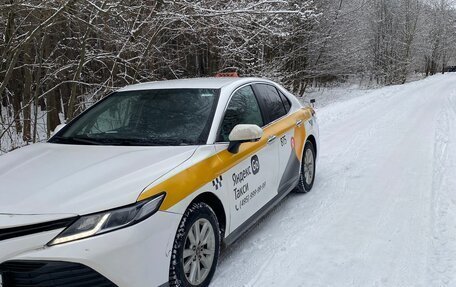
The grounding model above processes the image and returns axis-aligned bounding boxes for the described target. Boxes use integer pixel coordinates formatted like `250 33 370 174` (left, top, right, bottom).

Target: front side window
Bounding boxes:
50 89 219 146
218 85 264 142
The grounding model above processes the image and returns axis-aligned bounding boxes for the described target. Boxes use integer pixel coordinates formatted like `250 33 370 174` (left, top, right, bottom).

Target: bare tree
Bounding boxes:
1 0 455 153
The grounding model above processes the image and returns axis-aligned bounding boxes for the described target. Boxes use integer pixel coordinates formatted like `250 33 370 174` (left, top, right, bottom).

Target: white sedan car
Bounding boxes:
0 77 319 287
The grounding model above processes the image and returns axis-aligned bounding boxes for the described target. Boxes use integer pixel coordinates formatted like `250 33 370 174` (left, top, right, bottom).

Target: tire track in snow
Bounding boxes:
428 87 456 286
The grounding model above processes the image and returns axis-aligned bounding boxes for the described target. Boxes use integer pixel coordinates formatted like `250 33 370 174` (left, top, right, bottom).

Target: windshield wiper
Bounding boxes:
50 136 196 146
50 136 103 145
106 138 183 146
108 138 198 146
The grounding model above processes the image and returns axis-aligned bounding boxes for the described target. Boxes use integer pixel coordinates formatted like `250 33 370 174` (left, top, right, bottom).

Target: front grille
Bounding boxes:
0 261 118 287
0 217 77 242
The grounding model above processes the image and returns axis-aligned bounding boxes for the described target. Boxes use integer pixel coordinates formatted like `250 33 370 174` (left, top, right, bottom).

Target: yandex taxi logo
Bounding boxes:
251 155 260 175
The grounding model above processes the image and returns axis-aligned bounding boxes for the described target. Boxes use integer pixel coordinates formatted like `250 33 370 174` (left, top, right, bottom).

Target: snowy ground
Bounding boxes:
212 73 456 287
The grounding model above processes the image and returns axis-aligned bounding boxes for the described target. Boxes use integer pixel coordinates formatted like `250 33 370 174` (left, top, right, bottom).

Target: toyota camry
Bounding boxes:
0 77 319 287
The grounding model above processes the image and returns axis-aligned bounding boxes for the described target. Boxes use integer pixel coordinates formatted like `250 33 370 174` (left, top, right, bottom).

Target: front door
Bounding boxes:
215 85 279 231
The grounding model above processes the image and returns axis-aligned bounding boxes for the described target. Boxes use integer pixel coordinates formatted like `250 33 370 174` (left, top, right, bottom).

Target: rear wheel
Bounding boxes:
294 140 316 193
169 202 220 287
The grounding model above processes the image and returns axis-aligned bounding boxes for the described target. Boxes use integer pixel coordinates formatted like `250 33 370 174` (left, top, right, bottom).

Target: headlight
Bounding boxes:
48 193 165 246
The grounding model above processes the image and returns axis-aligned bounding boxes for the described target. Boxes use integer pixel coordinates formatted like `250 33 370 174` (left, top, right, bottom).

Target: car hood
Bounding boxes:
0 143 197 216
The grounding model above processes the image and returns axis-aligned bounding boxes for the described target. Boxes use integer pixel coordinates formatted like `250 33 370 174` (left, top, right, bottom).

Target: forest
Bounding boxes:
1 0 455 153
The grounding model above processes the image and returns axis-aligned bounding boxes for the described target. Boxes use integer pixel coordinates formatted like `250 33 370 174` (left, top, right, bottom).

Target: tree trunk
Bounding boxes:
22 43 33 142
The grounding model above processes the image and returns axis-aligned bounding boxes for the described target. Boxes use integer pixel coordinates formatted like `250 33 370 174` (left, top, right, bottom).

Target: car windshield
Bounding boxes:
49 89 219 146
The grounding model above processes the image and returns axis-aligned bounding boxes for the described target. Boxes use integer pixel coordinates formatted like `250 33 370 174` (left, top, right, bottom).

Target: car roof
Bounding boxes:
117 77 266 92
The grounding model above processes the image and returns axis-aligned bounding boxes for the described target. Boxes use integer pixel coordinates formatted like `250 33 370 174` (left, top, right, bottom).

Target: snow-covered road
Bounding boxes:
212 74 456 287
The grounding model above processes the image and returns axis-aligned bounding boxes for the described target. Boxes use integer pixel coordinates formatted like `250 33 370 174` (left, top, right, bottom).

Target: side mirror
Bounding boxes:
310 99 316 107
227 124 263 154
51 123 66 137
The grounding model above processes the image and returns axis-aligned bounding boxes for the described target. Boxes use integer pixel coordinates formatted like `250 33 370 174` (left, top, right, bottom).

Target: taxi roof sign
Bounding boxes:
215 72 239 78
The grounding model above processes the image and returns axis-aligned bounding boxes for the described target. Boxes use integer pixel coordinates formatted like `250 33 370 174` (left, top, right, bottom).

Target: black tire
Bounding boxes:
169 202 221 287
294 140 316 193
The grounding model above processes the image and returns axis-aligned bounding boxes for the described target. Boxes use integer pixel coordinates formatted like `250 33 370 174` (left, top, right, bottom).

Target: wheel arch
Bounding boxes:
189 192 227 238
306 134 317 157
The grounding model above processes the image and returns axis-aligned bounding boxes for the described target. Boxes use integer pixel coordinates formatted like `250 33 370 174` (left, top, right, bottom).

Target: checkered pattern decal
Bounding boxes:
212 175 223 190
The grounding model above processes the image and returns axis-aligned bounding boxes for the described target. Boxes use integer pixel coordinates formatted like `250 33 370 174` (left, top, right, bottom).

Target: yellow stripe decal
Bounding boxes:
138 109 312 210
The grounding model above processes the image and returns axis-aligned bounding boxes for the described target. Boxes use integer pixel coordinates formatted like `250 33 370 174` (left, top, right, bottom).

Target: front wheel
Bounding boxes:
294 140 316 193
169 202 220 287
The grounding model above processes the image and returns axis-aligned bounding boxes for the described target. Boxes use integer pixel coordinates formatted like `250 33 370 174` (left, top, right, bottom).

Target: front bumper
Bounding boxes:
0 211 182 287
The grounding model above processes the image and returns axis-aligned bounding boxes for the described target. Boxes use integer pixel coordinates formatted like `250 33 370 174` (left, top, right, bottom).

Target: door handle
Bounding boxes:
267 135 277 144
296 120 303 127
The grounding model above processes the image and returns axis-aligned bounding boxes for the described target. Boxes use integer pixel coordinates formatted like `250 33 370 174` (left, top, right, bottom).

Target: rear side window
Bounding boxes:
278 90 291 112
253 84 287 123
218 85 264 142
